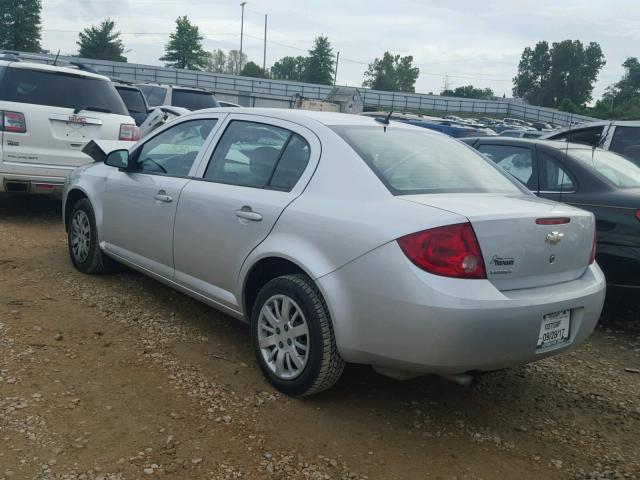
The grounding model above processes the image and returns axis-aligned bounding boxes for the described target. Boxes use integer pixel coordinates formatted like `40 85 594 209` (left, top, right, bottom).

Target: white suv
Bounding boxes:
135 83 219 111
0 57 139 194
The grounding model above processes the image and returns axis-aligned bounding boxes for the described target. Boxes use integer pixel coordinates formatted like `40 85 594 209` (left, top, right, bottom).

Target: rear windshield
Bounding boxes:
172 89 217 110
331 125 525 195
572 149 640 188
116 87 147 113
0 66 128 115
137 85 166 106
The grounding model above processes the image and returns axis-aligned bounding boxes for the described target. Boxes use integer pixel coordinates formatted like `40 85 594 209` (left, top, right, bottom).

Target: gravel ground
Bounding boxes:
0 195 639 480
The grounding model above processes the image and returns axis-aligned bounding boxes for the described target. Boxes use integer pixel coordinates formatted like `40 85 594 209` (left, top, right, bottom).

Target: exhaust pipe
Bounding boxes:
439 373 477 388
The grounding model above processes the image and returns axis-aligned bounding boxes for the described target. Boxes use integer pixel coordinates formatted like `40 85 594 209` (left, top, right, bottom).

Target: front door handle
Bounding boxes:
235 206 263 222
155 190 173 203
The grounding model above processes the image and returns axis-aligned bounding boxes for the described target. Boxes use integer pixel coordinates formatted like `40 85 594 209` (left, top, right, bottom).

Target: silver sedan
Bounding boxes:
63 108 606 396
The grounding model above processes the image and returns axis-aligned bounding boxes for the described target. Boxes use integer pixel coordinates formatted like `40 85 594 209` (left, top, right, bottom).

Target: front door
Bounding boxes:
102 117 219 277
173 116 319 310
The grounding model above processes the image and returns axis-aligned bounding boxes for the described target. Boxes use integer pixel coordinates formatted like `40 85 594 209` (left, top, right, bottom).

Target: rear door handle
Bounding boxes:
235 207 263 222
155 190 173 203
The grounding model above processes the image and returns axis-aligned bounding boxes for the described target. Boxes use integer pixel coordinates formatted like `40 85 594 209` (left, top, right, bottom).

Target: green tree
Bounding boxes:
589 58 640 119
0 0 42 52
304 36 335 85
558 98 579 113
513 40 605 108
240 61 267 78
441 85 495 100
362 52 420 92
271 56 307 81
77 19 127 62
160 16 208 70
205 49 227 73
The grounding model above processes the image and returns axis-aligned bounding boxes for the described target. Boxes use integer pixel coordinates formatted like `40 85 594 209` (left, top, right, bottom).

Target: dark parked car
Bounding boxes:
463 137 640 289
114 83 149 126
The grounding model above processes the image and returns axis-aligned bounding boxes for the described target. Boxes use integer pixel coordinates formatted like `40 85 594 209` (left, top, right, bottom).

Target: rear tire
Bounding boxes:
251 274 345 396
67 198 112 274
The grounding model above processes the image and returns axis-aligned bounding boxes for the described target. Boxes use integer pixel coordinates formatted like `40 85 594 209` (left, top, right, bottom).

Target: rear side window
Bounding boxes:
116 87 147 113
138 85 166 106
610 126 640 163
205 120 310 190
332 125 523 195
477 144 537 190
172 89 217 110
0 67 127 115
537 151 575 192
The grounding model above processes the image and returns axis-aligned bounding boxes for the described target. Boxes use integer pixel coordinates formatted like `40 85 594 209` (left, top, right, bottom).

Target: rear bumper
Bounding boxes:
0 163 74 194
318 242 606 374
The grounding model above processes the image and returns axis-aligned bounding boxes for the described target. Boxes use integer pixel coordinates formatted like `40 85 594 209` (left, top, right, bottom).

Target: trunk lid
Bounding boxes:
402 193 595 291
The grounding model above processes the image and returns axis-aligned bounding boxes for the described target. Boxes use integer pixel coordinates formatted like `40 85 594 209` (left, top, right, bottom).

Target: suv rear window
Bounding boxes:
137 85 166 106
116 87 147 113
172 89 217 110
332 125 524 195
0 66 128 115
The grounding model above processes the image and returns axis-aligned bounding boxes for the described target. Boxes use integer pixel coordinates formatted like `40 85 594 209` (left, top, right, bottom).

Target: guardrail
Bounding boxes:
9 51 598 126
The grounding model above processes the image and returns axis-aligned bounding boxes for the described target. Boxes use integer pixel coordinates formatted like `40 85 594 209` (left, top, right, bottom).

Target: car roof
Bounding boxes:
183 107 439 129
464 136 598 151
134 83 211 92
0 59 109 81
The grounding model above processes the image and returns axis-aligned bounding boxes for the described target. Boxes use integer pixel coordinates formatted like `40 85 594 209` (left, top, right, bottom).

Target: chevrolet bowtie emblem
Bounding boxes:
546 231 564 245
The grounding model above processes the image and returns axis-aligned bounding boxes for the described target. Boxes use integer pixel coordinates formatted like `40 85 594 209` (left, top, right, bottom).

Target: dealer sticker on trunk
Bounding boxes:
537 310 571 350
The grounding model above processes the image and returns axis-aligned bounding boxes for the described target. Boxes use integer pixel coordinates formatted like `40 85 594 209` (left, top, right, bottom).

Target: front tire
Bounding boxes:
67 198 111 274
251 274 345 396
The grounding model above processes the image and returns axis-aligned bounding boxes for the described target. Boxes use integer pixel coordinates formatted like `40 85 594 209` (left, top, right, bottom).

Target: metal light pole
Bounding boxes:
334 51 340 86
239 1 247 75
263 14 267 72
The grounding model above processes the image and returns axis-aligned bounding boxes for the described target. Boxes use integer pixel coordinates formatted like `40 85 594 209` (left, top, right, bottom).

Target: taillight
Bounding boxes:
589 227 597 265
119 124 140 141
1 111 26 133
397 222 486 279
635 210 640 223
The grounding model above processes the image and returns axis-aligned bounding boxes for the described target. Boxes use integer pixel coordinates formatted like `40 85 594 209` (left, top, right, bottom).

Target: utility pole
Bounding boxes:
334 51 340 86
239 1 247 75
263 14 267 72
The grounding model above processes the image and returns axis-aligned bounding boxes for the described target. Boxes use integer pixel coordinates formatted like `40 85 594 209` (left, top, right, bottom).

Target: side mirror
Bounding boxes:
105 149 130 169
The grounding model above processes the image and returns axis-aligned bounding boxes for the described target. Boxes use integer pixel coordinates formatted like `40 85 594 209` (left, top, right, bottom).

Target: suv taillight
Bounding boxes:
589 227 597 265
397 222 486 279
1 111 26 133
119 124 140 141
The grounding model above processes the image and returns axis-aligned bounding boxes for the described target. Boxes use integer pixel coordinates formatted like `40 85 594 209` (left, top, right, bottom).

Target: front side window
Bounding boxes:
136 119 217 176
537 151 575 192
205 121 310 190
332 126 524 195
477 144 537 190
0 67 128 115
610 126 640 163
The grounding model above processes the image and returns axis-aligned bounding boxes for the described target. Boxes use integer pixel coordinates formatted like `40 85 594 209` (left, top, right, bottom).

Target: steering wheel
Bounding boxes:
380 147 431 176
140 157 167 173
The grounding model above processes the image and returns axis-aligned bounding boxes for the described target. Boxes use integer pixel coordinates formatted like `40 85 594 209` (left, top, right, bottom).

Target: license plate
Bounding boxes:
537 310 571 350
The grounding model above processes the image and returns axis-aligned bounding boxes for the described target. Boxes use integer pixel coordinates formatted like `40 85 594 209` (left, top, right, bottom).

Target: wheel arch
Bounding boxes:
64 188 90 231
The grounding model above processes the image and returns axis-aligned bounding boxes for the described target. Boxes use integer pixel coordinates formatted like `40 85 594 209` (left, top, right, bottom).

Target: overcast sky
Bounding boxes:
41 0 640 100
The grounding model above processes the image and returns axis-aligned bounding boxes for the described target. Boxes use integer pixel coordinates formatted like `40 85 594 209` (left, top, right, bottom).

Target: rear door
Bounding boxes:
536 149 577 202
173 114 320 309
0 64 132 168
102 115 220 277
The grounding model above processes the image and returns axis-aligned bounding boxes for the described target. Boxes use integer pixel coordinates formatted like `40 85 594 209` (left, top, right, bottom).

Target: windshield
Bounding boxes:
171 89 218 110
0 67 128 115
331 125 525 195
116 87 147 113
572 149 640 188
